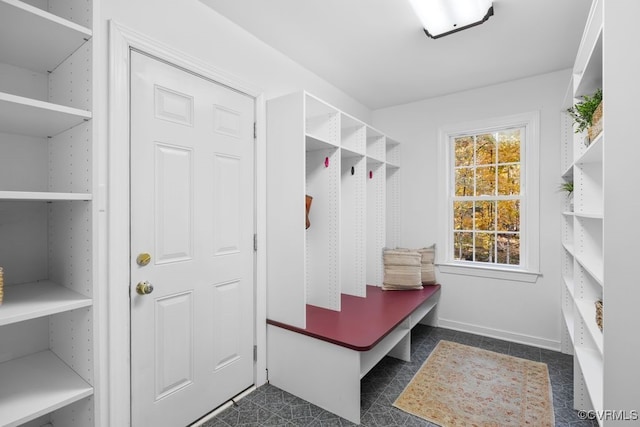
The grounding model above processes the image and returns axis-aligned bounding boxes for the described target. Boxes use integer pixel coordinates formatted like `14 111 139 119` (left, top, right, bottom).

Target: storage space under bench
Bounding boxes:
266 284 440 424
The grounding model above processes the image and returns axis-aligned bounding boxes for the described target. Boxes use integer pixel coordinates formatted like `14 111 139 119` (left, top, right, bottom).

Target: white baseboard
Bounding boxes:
437 318 561 351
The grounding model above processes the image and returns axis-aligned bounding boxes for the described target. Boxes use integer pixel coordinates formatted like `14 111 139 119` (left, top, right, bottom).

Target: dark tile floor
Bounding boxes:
201 325 597 426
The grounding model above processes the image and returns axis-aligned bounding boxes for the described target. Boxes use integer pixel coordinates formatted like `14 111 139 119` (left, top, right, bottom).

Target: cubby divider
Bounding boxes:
366 158 386 286
340 151 366 297
267 91 401 325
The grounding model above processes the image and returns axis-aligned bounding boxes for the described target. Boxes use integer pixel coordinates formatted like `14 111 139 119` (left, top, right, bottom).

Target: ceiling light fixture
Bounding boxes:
407 0 494 39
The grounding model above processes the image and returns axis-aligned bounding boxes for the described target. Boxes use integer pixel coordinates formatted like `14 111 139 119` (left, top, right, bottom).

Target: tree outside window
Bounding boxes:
451 128 522 266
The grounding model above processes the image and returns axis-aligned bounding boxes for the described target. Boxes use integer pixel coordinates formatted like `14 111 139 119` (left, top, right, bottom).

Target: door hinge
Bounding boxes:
253 345 258 361
253 122 257 140
253 234 258 252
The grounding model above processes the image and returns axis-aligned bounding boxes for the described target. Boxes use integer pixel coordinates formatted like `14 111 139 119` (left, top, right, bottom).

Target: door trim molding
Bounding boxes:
108 20 267 427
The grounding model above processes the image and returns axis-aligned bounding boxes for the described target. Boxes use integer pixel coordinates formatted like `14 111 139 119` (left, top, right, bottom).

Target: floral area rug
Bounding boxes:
393 340 554 426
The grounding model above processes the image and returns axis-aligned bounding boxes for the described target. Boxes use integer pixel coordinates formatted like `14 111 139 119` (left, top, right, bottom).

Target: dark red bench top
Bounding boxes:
267 284 440 351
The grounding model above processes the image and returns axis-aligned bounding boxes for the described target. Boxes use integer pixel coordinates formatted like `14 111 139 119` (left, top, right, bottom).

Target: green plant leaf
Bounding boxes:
567 89 602 134
558 181 574 195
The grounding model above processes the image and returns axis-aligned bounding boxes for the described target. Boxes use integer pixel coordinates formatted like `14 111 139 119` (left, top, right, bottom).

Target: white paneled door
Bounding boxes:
130 51 255 426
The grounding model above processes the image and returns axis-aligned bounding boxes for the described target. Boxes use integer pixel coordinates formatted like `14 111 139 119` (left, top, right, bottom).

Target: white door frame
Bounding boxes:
107 21 267 427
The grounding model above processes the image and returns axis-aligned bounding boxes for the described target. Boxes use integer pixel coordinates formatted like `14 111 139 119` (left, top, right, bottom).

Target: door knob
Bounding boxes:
136 281 154 295
136 252 152 266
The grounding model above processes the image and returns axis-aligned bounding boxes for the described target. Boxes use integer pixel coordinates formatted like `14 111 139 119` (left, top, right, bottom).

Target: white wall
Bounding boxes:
97 0 371 121
372 69 571 350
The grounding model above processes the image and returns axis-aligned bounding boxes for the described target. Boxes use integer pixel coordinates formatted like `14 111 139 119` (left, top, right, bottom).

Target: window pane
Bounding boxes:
453 232 473 261
497 164 520 195
449 122 528 269
455 168 474 196
453 201 473 230
498 129 520 163
475 233 495 263
475 134 496 165
474 201 495 231
476 166 496 196
497 200 520 232
497 233 520 265
454 136 474 166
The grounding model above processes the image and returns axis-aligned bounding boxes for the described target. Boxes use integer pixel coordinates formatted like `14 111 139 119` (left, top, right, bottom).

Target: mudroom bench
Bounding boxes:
266 284 441 424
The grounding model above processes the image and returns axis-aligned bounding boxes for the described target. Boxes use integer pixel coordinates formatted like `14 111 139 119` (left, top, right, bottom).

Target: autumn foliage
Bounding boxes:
452 129 521 265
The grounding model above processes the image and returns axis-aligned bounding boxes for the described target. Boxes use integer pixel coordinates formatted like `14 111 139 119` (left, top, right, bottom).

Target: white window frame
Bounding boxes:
437 111 541 282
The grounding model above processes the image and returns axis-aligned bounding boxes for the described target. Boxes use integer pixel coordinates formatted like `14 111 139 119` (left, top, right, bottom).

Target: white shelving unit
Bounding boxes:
340 113 366 298
561 0 640 423
0 0 97 426
561 0 604 414
266 91 401 328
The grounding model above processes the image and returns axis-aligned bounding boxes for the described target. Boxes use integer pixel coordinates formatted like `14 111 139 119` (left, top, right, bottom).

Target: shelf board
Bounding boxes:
561 164 574 180
574 212 603 220
575 254 604 287
575 347 604 413
562 242 575 256
386 162 400 170
575 132 603 165
341 145 365 157
366 155 385 165
0 350 93 427
340 146 364 159
306 133 338 151
561 211 575 217
0 191 92 201
0 281 92 326
0 92 91 137
575 299 603 355
0 0 92 73
366 150 385 162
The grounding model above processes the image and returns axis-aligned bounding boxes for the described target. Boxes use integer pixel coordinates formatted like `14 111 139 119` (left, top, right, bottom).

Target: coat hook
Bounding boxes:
369 170 373 179
324 157 329 168
351 166 355 175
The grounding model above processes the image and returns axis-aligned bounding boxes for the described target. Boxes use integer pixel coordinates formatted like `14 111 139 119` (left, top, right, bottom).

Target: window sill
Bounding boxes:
436 262 541 283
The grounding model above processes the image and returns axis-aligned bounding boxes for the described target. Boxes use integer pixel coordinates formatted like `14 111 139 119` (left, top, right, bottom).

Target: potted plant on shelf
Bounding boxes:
567 88 603 144
559 181 574 212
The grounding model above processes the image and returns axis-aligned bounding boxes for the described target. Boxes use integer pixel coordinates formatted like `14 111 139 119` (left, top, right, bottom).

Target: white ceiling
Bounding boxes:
201 0 592 110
